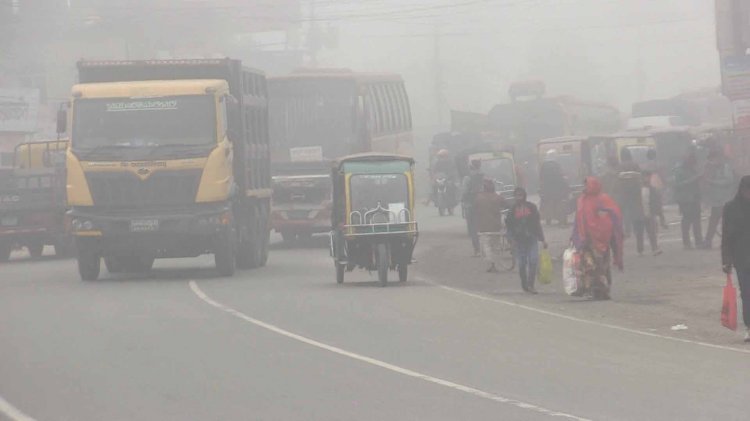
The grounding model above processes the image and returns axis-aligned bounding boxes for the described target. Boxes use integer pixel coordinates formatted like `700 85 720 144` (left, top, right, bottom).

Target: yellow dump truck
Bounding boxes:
60 59 271 280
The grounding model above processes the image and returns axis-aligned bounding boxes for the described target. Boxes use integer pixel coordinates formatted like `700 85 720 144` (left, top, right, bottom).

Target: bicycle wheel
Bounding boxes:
498 234 516 271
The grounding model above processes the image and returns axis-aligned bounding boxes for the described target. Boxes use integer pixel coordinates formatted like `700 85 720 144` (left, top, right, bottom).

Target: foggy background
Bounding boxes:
0 0 719 143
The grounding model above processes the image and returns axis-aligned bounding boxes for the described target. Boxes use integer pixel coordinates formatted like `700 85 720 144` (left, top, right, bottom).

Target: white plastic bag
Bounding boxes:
562 247 581 296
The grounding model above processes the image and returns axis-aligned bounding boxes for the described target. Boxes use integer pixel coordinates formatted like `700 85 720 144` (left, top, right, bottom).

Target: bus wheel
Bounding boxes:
28 242 44 260
377 243 389 287
0 242 11 262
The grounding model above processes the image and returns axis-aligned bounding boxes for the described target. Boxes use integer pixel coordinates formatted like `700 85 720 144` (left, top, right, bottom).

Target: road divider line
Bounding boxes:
421 279 750 355
189 281 591 421
0 395 36 421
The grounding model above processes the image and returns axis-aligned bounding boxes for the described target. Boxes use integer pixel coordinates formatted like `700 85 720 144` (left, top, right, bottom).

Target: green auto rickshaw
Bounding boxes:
330 153 418 286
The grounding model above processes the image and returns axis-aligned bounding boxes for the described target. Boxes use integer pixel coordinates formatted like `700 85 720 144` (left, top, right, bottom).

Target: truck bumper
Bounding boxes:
69 205 232 258
271 210 331 235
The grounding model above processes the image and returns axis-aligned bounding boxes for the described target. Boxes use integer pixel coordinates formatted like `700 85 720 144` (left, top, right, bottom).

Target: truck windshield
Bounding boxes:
73 95 216 150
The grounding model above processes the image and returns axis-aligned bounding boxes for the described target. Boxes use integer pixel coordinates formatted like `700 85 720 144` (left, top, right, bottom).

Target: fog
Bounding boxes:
1 0 719 136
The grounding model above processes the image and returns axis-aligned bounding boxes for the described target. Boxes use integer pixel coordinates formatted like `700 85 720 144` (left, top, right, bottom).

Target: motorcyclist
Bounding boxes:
431 149 458 210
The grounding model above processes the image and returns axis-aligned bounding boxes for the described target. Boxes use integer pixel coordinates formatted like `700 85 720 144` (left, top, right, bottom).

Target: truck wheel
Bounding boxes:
237 217 263 270
377 243 389 287
28 242 44 260
0 242 11 262
78 247 101 281
120 255 155 273
105 257 123 273
215 235 236 277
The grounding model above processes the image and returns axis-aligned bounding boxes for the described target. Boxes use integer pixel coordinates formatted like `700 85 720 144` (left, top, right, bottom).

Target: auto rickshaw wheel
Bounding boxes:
336 263 345 284
377 243 389 287
398 263 408 282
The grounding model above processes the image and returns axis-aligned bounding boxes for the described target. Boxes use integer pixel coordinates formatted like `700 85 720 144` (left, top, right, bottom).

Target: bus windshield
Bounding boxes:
269 80 356 160
73 95 217 150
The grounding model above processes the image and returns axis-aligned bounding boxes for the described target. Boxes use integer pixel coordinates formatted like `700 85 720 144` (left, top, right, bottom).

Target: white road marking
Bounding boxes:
423 280 750 355
0 395 36 421
189 281 591 421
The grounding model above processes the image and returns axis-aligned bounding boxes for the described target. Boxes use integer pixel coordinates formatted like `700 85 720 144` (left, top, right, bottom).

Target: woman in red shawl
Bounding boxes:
572 177 624 300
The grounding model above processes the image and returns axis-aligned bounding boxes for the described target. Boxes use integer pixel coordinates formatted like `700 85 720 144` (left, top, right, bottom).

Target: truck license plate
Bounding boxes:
1 216 18 227
129 219 159 232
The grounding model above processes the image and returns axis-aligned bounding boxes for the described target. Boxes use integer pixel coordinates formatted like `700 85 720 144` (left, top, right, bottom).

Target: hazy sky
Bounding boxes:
312 0 719 129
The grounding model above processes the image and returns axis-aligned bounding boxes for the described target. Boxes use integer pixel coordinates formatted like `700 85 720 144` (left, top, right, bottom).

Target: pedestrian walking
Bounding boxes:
600 156 620 197
616 148 642 238
634 171 662 256
475 179 508 273
721 175 750 342
539 150 571 226
642 149 669 229
571 177 624 300
506 187 547 294
673 149 703 249
462 159 484 256
702 149 734 249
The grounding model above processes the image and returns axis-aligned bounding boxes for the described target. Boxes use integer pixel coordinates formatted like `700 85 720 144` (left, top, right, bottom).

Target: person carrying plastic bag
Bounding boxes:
570 177 624 300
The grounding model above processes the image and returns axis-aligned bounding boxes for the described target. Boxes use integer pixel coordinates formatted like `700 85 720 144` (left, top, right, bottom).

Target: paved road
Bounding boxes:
0 214 748 420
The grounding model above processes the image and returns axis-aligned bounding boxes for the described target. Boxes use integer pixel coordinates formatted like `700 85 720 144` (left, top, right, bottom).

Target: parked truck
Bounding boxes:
60 59 271 280
0 140 72 261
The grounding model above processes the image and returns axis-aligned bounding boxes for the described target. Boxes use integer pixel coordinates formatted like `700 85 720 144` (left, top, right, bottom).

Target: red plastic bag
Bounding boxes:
721 274 738 331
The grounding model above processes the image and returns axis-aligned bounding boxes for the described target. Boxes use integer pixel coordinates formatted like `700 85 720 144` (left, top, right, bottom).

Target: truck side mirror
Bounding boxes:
56 109 67 134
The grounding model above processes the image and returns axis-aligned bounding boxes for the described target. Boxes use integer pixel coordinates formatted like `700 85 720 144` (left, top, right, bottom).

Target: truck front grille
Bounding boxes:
86 170 203 209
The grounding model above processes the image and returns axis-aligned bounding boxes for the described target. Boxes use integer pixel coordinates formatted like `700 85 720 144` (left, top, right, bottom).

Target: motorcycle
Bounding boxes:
434 173 456 216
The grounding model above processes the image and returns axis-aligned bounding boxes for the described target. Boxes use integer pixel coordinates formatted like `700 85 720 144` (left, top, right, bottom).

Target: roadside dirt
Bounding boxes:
414 204 749 348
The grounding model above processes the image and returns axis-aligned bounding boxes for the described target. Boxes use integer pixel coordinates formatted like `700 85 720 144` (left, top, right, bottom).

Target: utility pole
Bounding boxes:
309 0 319 67
433 23 444 126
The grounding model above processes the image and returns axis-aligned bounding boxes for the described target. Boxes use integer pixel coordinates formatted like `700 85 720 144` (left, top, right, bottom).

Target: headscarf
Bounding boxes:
572 177 624 269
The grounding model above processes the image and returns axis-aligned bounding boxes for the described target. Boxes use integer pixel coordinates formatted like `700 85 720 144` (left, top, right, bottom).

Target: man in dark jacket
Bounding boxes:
673 149 703 249
506 187 547 294
722 175 750 342
702 149 734 249
617 148 642 238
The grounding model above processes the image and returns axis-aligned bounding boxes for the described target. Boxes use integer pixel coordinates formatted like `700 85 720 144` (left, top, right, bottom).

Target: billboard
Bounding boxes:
0 88 40 133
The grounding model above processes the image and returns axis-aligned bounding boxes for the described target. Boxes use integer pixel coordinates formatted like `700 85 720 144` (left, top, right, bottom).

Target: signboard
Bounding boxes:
0 89 40 133
732 99 750 129
721 55 750 100
290 146 323 162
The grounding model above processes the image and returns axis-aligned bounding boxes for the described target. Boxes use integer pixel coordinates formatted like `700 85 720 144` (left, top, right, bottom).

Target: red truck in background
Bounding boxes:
0 140 73 261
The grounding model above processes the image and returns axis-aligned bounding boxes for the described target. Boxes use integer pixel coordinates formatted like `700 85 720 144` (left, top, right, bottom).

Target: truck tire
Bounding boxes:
236 210 263 270
215 234 236 277
377 243 389 287
105 257 123 274
121 255 155 273
77 246 101 281
28 242 44 260
0 242 11 262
